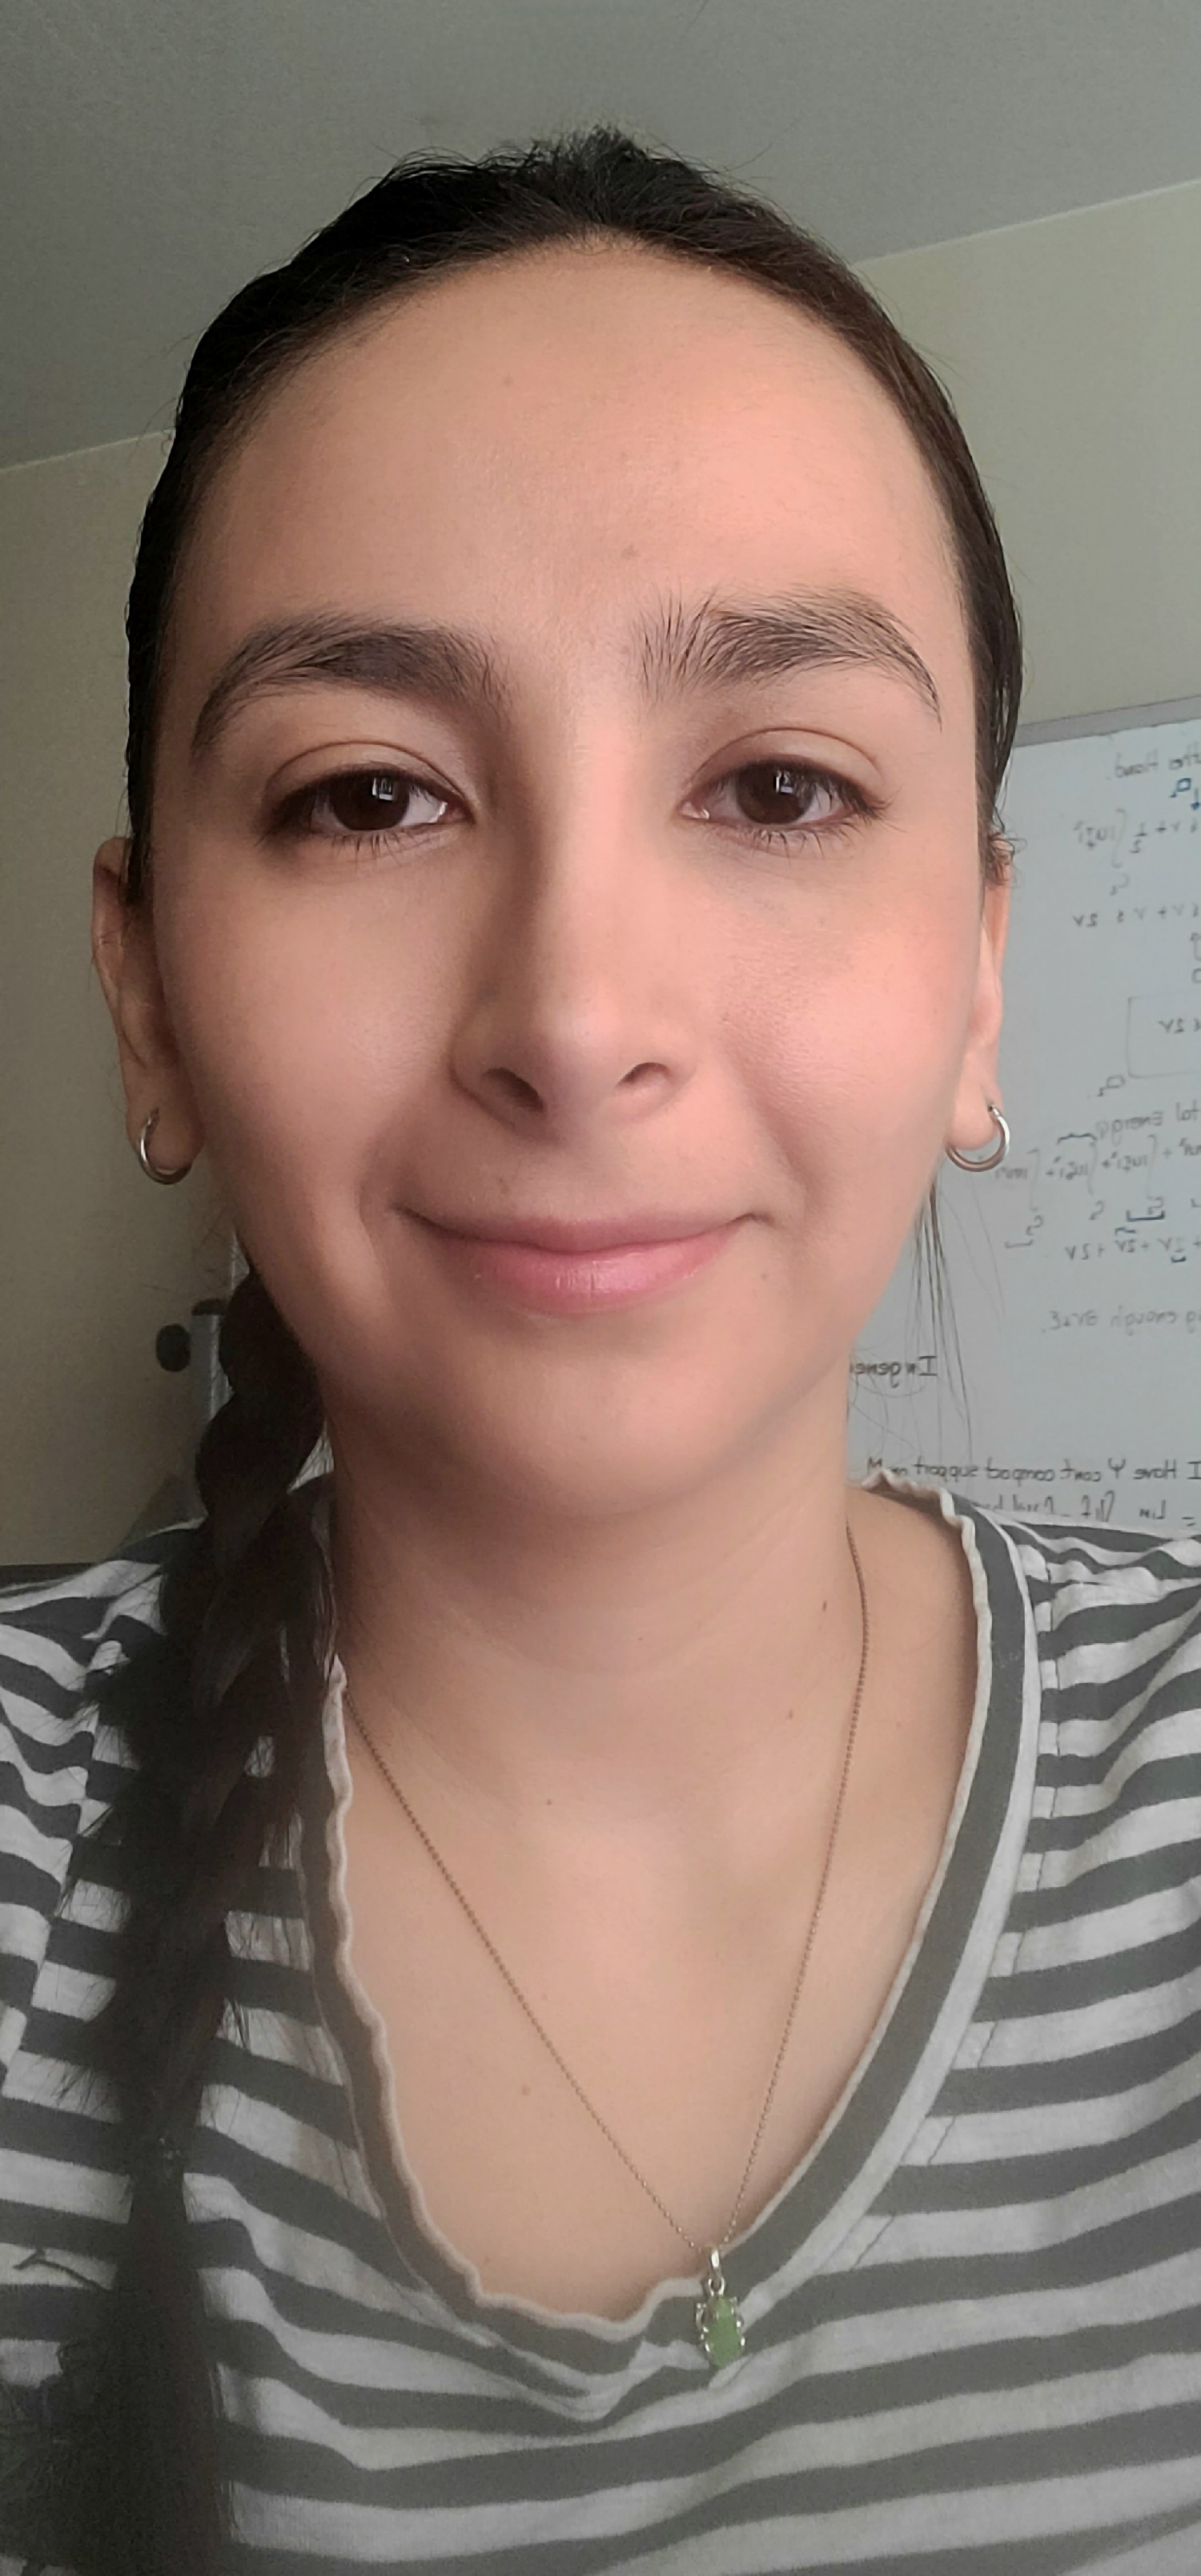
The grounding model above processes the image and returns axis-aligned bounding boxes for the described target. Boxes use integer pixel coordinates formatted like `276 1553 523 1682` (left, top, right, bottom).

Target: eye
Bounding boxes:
688 759 875 847
267 766 459 853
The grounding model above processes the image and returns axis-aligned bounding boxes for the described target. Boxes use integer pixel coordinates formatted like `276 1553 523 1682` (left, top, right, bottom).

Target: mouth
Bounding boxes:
408 1210 746 1314
412 1210 744 1253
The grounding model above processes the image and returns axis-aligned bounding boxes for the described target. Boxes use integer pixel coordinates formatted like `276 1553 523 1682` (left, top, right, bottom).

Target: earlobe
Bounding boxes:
90 835 204 1168
970 873 1009 1065
945 872 1010 1162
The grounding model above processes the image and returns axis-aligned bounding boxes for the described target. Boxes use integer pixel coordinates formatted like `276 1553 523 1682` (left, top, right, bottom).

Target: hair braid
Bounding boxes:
68 1266 331 2574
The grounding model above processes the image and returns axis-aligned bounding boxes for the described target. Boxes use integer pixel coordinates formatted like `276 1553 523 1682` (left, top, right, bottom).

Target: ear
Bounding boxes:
946 855 1010 1157
91 835 204 1165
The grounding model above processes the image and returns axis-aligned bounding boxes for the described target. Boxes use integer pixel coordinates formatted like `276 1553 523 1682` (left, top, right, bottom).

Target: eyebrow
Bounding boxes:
189 614 508 764
637 589 942 718
189 586 940 766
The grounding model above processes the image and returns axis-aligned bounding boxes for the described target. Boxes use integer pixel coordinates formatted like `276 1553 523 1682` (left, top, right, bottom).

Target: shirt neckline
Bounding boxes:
296 1477 1041 2393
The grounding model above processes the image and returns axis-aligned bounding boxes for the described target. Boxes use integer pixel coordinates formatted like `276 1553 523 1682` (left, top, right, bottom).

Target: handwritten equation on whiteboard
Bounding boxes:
848 710 1201 1532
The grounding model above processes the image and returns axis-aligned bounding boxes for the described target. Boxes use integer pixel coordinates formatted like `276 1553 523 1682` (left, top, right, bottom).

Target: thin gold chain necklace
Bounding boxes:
343 1523 869 2372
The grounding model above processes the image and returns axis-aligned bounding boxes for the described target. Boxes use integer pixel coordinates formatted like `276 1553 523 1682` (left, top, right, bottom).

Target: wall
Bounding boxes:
2 176 1197 1561
0 438 227 1565
859 176 1201 723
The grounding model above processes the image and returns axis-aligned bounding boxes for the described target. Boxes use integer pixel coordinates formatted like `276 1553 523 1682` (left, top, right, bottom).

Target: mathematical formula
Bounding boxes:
850 712 1201 1530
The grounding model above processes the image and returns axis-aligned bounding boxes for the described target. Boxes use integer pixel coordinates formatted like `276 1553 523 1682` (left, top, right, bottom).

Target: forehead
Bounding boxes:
173 242 969 711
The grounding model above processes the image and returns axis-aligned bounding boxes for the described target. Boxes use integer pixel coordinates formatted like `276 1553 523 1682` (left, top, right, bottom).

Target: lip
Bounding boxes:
413 1209 743 1252
411 1211 745 1314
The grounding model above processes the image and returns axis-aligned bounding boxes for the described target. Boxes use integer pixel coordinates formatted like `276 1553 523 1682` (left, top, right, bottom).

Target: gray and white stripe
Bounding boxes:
1 1477 1200 2573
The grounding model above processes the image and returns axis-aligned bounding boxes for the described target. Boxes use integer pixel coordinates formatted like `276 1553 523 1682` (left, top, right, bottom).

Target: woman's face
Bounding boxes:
98 244 1006 1516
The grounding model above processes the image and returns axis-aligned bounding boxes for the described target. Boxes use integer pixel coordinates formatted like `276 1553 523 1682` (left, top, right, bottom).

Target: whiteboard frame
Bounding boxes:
1014 694 1201 750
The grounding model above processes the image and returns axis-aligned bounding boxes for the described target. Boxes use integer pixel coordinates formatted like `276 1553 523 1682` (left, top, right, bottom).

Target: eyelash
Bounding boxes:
693 762 878 851
264 759 880 862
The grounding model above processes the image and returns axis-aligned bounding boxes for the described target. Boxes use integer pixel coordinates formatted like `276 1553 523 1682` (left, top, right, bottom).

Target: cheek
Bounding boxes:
738 868 981 1225
155 859 435 1192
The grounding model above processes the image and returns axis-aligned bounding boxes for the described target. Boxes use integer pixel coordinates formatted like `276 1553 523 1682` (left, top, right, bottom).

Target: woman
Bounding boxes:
2 129 1199 2576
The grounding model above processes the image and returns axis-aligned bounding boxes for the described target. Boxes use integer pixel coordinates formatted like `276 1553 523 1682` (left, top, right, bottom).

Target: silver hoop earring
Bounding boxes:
135 1108 194 1185
946 1103 1010 1173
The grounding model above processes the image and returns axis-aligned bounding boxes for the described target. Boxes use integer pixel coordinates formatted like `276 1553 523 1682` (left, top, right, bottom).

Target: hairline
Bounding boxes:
138 231 990 880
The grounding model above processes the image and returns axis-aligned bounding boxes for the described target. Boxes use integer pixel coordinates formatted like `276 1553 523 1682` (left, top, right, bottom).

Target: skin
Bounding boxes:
92 241 1009 2316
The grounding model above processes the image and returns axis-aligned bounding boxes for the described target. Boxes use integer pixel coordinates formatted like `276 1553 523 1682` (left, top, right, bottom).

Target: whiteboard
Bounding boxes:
848 697 1201 1533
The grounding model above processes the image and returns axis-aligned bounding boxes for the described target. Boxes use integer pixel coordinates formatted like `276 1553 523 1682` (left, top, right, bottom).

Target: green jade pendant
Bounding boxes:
695 2249 746 2369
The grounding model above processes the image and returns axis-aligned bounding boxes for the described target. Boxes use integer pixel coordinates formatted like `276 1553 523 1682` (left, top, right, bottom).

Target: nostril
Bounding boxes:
488 1068 544 1112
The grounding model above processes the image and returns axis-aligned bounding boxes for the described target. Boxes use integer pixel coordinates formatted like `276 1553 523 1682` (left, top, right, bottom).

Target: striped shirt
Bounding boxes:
2 1475 1201 2573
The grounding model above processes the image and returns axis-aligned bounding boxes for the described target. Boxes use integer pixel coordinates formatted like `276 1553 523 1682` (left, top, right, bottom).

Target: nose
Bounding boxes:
448 799 701 1144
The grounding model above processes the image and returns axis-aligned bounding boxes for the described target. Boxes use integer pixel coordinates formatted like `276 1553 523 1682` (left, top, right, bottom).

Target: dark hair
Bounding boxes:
80 128 1022 2572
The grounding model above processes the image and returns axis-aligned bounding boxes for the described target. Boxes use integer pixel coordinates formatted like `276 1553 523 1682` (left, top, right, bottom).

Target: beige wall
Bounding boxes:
859 176 1201 722
3 176 1198 1563
0 439 227 1565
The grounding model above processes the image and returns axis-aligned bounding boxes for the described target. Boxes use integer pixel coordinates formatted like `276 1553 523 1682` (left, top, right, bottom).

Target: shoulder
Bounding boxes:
865 1471 1199 1623
866 1471 1201 1748
0 1527 195 2019
964 1505 1201 1835
0 1519 191 1741
989 1508 1201 1649
949 1491 1201 1678
871 1472 1201 1657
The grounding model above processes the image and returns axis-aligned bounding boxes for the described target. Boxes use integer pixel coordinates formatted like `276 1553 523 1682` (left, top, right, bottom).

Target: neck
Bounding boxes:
327 1383 867 1865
